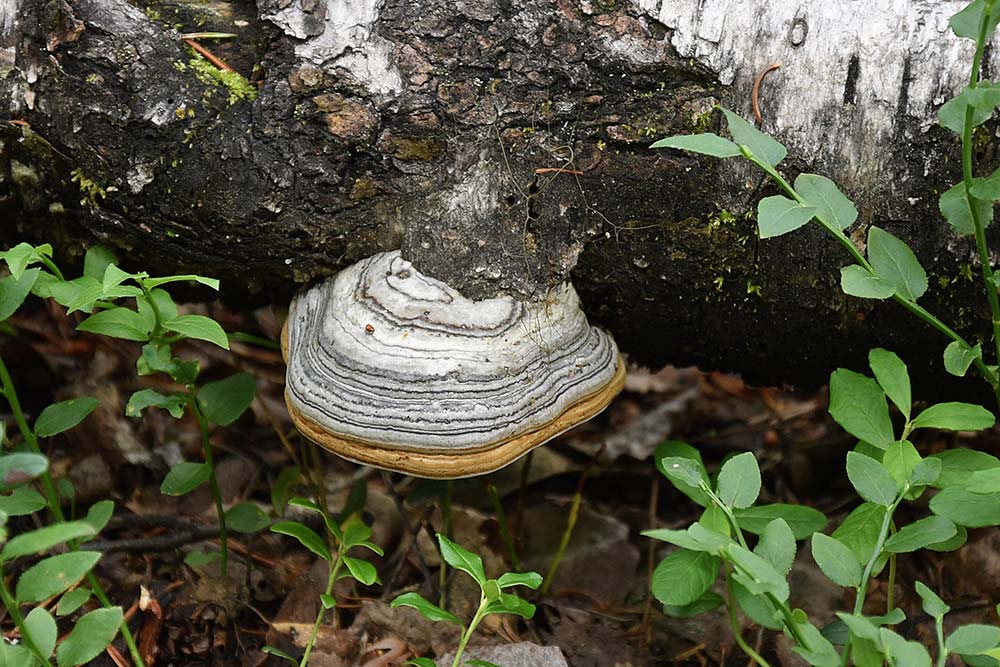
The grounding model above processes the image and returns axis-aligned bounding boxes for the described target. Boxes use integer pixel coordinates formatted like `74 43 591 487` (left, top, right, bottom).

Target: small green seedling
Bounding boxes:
264 497 383 667
392 534 542 667
31 244 260 578
646 349 1000 666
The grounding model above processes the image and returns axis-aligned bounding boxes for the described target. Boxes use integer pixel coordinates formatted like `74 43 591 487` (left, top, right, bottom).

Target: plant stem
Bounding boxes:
725 571 773 667
962 3 1000 398
934 614 947 667
0 567 53 666
299 557 343 667
451 596 488 667
841 494 904 667
540 479 585 596
484 482 520 570
188 392 229 578
439 481 453 609
0 355 147 667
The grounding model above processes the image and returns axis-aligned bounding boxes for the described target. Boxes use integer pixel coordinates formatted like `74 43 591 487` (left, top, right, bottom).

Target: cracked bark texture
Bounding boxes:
1 0 999 395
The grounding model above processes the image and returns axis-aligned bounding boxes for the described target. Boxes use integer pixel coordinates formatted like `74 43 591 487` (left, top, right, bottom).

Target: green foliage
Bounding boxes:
392 534 541 667
646 348 1000 666
268 498 383 666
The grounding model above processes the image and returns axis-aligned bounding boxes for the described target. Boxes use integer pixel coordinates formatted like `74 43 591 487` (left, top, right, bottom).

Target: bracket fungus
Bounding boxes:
282 251 625 478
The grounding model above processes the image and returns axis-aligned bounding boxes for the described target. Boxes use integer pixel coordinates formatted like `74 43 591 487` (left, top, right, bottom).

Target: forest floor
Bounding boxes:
2 299 998 667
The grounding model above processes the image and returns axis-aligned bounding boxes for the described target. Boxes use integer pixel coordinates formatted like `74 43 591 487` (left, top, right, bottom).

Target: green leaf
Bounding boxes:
716 452 760 508
643 526 723 554
82 501 113 540
733 504 827 539
721 108 786 166
493 592 535 619
262 645 298 664
946 624 1000 654
437 534 486 586
649 133 741 157
967 467 1000 493
811 533 862 588
880 628 932 667
341 518 372 549
83 246 117 280
930 488 1000 528
288 497 343 542
465 661 503 667
655 441 710 506
949 0 1000 40
16 552 102 602
726 543 789 601
829 369 894 449
651 549 719 606
271 521 332 562
497 571 543 589
944 341 983 377
832 503 887 572
932 448 1000 489
404 659 438 667
25 607 57 658
883 440 922 486
910 402 995 432
136 342 198 384
884 516 956 553
343 556 378 585
663 591 725 618
754 518 795 575
0 269 40 321
271 466 300 516
56 607 123 667
126 389 186 419
939 181 993 236
867 226 927 302
914 581 950 619
659 456 705 490
183 550 220 569
163 314 230 350
846 452 899 507
868 349 911 419
225 502 269 533
733 579 783 630
794 173 858 231
925 525 968 552
197 373 256 425
34 397 101 438
160 462 210 496
0 486 48 516
1 521 97 561
0 452 49 491
756 195 816 239
77 307 150 341
320 593 336 609
841 265 895 299
57 587 93 617
390 592 460 624
142 274 220 290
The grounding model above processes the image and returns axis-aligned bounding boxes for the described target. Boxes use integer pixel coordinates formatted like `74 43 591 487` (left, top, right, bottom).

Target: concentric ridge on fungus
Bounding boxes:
282 251 625 478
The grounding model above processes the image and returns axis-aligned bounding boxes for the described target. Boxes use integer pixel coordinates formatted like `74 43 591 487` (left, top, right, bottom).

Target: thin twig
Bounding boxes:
183 39 235 72
533 167 585 176
751 63 781 124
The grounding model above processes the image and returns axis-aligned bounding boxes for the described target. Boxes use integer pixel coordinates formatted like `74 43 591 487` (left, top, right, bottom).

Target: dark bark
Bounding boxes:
1 0 997 398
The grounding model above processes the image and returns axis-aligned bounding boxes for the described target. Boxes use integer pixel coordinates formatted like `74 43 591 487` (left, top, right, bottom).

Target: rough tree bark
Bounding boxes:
1 0 998 394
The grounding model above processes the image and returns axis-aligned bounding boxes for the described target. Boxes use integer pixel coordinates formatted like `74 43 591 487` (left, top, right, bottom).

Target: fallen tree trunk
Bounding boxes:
1 0 998 394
